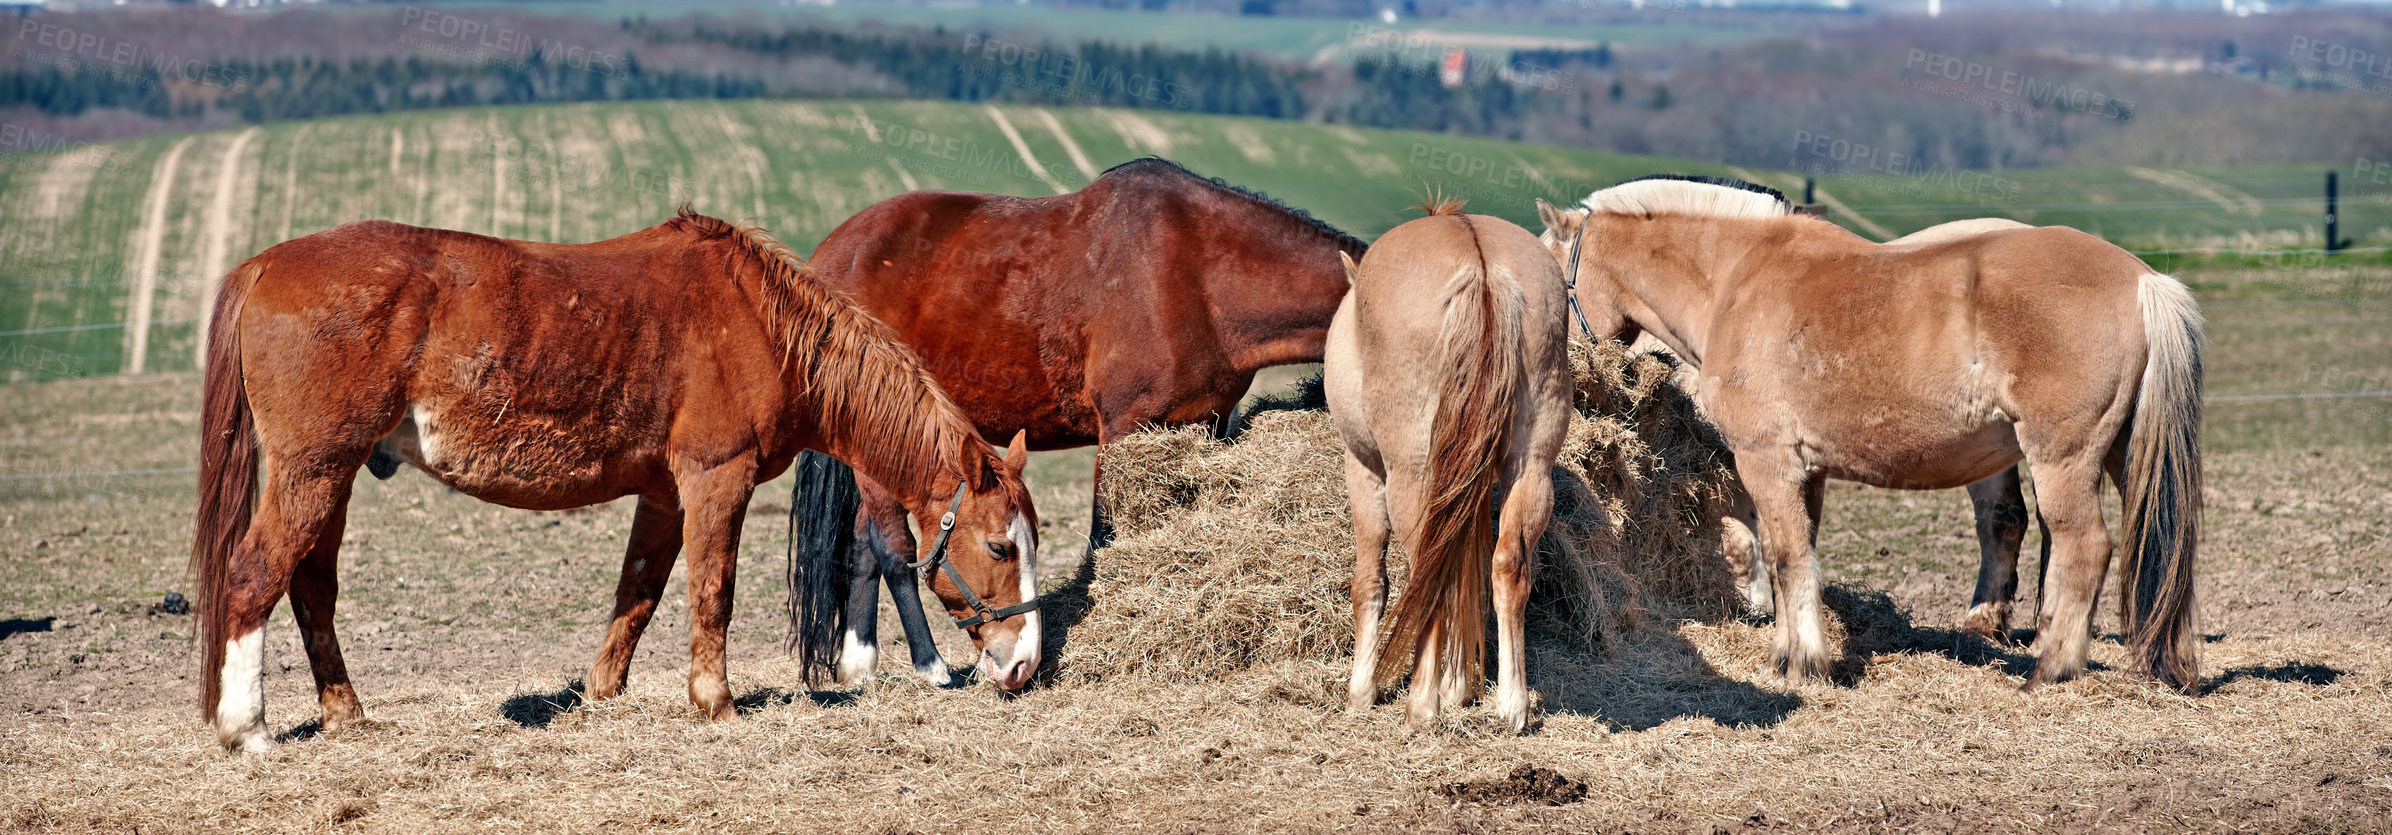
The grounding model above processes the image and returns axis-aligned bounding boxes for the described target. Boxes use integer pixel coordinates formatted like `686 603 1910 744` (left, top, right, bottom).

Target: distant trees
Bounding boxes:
6 8 2392 171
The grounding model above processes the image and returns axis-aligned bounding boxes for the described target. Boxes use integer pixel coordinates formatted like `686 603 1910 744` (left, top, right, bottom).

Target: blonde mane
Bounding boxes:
675 208 995 495
1582 177 1793 222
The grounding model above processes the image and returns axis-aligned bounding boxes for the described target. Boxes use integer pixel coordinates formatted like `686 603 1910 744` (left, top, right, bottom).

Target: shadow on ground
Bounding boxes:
501 681 586 728
2203 660 2343 694
0 617 54 641
1531 629 1805 732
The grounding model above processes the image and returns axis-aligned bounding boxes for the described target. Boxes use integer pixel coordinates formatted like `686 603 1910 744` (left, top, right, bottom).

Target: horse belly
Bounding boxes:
380 400 646 510
1807 407 2021 490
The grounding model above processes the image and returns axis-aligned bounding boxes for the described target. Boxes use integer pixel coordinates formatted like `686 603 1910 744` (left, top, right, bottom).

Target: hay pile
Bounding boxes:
1047 340 1745 684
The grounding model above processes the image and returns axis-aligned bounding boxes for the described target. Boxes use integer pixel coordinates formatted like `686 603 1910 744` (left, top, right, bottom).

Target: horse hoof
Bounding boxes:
220 726 272 755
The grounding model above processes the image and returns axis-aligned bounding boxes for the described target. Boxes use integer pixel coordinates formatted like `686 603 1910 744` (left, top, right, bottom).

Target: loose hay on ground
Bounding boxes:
1054 339 1747 689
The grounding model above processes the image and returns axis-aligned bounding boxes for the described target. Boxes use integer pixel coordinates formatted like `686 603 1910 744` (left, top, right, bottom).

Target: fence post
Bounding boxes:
2327 171 2341 256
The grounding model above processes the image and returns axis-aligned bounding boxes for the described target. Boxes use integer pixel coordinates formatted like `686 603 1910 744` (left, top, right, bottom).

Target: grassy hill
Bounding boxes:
0 97 2376 380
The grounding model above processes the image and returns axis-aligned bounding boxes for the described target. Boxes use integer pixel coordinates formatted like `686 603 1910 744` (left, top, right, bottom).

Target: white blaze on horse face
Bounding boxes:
837 628 877 685
216 629 270 753
1009 513 1041 664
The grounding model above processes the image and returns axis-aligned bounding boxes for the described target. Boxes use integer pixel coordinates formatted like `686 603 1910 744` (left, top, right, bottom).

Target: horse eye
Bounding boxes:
986 541 1015 561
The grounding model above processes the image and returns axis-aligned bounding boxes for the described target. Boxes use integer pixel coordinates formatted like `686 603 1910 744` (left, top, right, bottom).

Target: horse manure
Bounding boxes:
1432 765 1588 806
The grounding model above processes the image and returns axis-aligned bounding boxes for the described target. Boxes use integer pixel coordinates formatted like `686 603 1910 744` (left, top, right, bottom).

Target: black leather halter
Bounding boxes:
1563 215 1596 338
909 483 1040 630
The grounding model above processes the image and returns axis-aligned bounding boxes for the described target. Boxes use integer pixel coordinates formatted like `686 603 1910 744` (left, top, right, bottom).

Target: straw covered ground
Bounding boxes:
4 266 2391 831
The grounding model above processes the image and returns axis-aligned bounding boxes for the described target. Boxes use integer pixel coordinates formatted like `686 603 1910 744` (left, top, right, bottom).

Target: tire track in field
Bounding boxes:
1034 108 1100 182
985 105 1069 194
2127 167 2262 216
707 105 770 223
1741 166 1895 241
277 123 315 241
122 136 193 375
195 127 259 369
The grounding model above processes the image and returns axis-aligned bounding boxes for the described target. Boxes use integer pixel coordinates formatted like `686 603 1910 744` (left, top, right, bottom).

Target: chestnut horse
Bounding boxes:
191 209 1041 752
1537 176 2203 692
1723 217 2041 642
1327 202 1572 733
789 158 1364 687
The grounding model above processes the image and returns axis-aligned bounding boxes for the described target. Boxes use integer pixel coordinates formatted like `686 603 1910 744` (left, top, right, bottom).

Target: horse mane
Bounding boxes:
1412 187 1467 217
1583 174 1793 221
1100 157 1369 253
669 206 994 494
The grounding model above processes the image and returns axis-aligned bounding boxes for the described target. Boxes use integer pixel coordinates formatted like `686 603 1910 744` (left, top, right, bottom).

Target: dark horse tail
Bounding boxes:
193 260 266 721
2120 273 2205 693
1371 251 1523 691
788 451 860 687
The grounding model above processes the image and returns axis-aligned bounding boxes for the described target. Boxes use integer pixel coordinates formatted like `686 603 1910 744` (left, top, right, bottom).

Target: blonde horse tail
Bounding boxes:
194 260 265 721
2120 272 2204 694
1372 253 1523 691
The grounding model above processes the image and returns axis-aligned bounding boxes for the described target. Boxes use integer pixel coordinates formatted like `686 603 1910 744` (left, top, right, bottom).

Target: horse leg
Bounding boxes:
675 456 758 721
2023 457 2111 690
833 512 884 687
1342 451 1392 712
288 495 360 732
1961 467 2030 644
1721 486 1770 614
1490 469 1553 734
586 496 683 701
215 466 355 752
859 480 951 685
1403 612 1448 731
1740 458 1829 683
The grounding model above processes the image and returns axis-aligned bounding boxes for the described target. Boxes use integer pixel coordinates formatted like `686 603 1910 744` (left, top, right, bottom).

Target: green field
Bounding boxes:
0 98 2381 381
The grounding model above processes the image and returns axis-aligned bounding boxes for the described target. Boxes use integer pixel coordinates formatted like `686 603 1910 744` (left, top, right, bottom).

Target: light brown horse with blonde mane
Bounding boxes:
1538 176 2203 692
1726 217 2041 640
1327 201 1573 732
192 208 1040 752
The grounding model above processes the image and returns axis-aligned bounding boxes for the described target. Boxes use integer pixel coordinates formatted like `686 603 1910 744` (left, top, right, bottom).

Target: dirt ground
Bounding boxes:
2 265 2389 832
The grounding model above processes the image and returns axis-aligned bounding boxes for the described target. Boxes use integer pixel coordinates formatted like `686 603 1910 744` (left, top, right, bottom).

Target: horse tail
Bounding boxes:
788 450 859 687
1372 255 1523 691
194 260 264 721
2119 272 2204 693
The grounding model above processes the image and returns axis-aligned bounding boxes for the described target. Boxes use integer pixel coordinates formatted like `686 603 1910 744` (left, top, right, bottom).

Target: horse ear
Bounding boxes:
1003 430 1029 473
1535 198 1565 236
1337 251 1360 286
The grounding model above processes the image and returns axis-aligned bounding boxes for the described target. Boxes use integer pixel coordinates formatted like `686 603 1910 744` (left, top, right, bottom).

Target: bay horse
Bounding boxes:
1327 200 1572 733
1536 176 2203 692
788 158 1364 687
191 209 1041 753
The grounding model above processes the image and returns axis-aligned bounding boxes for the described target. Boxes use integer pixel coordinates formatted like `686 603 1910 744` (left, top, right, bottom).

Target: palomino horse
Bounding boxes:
1537 176 2203 692
1327 201 1572 733
1723 218 2042 642
191 209 1041 752
790 158 1364 687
